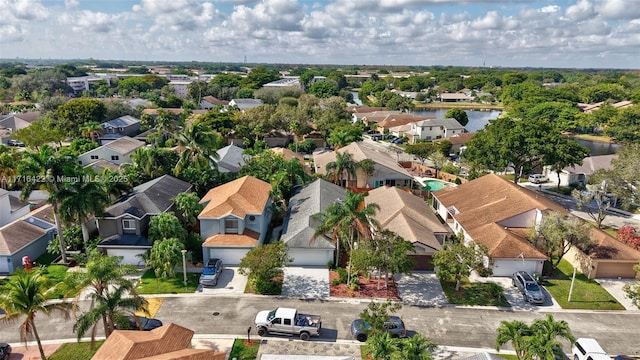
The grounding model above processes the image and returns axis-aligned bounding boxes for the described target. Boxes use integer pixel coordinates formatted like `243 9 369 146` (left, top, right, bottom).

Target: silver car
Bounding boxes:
512 271 545 304
199 258 223 287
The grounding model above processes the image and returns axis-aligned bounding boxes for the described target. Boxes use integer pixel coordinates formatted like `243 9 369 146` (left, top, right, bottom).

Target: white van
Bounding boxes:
528 173 549 184
572 338 610 360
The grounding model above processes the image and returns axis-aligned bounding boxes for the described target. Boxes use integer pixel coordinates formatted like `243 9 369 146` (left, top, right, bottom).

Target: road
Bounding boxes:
2 296 639 356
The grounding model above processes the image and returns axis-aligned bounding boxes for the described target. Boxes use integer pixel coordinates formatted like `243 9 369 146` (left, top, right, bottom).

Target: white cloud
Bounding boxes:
1 0 49 21
64 0 79 9
565 0 595 22
133 0 219 32
595 0 640 19
59 10 119 33
0 24 24 42
471 11 504 30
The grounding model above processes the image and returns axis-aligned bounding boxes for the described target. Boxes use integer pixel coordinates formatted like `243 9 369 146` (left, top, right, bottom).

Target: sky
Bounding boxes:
1 0 639 69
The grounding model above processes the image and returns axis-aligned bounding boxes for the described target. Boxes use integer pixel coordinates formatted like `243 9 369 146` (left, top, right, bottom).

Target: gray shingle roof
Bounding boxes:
102 175 192 218
102 115 140 128
280 179 346 249
216 144 249 173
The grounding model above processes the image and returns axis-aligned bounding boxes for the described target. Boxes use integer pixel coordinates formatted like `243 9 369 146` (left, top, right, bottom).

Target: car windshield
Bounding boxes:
526 282 540 291
267 309 277 321
202 266 217 275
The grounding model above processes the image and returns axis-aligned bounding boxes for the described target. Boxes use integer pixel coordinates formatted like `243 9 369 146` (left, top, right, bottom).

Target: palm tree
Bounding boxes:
358 159 375 189
495 320 530 360
0 270 71 360
100 168 132 201
80 121 104 140
18 145 80 264
174 120 220 175
368 332 400 360
521 334 562 360
529 314 575 352
154 109 178 144
326 151 357 187
0 149 18 189
67 252 144 344
400 334 436 360
59 169 109 244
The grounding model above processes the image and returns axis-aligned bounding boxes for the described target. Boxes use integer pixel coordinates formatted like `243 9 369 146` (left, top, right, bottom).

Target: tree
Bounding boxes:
495 315 574 360
433 237 489 291
528 211 591 267
326 151 357 187
56 98 107 134
147 212 187 244
429 152 448 179
173 192 202 230
623 271 640 309
328 126 362 150
358 299 402 339
545 139 589 189
18 145 81 263
239 241 292 294
598 144 640 209
80 121 104 140
307 81 339 98
445 108 469 126
0 269 71 360
368 332 401 360
496 320 529 360
14 117 66 150
405 143 436 165
358 159 375 187
399 334 436 360
572 188 610 229
174 120 220 175
146 238 183 280
67 252 143 343
356 229 415 290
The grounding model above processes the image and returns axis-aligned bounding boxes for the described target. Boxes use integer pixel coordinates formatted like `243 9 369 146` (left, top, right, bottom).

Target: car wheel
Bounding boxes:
300 332 311 341
257 327 268 337
356 333 367 342
574 356 579 360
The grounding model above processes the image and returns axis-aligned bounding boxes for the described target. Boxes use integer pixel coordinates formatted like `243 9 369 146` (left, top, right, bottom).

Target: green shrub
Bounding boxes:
336 267 348 284
327 260 335 269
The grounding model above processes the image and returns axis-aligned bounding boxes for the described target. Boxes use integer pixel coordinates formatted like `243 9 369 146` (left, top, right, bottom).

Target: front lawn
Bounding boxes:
441 279 510 307
136 269 200 294
42 264 71 299
543 260 624 310
48 340 104 360
229 338 259 360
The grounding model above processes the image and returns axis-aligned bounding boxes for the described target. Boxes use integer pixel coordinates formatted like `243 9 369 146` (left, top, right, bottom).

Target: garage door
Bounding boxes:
595 262 637 278
409 255 434 271
288 249 333 266
107 249 147 267
0 256 11 274
209 248 249 265
492 260 538 277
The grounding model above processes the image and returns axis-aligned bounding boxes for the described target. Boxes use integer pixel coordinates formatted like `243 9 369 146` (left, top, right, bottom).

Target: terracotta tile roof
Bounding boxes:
202 228 260 246
587 228 640 261
137 349 223 360
436 132 476 145
377 115 431 129
313 142 412 179
201 96 229 106
366 186 449 251
199 176 271 218
91 323 220 360
473 223 547 258
0 205 54 255
270 147 304 163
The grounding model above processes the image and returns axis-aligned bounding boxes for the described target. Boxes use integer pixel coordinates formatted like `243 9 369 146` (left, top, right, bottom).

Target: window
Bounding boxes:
225 218 238 233
122 219 136 230
273 318 281 325
284 319 291 325
111 155 119 161
90 155 99 160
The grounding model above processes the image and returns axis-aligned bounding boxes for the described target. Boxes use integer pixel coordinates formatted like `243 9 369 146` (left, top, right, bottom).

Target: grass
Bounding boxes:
136 269 201 294
543 259 624 310
35 251 59 265
48 340 105 360
41 264 70 299
228 338 260 360
441 279 511 307
498 174 527 183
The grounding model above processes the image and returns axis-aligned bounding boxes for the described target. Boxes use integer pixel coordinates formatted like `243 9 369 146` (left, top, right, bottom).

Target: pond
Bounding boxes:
412 108 502 132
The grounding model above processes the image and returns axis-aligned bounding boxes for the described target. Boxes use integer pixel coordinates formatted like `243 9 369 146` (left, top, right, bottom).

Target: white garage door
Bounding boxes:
0 256 11 273
288 249 333 266
492 259 539 277
107 249 147 267
209 248 249 265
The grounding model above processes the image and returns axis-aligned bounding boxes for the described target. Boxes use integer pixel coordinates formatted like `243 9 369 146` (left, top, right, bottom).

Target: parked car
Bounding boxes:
0 343 11 360
255 307 321 341
371 135 383 141
7 139 25 147
199 258 223 287
512 271 545 304
391 137 406 144
350 316 407 342
115 315 163 331
572 338 610 360
528 174 548 184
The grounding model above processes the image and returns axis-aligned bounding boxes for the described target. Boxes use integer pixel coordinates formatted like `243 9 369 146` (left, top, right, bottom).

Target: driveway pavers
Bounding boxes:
595 278 638 310
395 272 448 307
197 267 248 295
282 267 330 299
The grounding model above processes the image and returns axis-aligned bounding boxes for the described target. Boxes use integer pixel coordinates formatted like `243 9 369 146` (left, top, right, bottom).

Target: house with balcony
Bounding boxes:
198 176 272 265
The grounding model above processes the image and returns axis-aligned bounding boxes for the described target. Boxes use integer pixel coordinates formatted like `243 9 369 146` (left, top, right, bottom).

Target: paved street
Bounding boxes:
2 296 639 356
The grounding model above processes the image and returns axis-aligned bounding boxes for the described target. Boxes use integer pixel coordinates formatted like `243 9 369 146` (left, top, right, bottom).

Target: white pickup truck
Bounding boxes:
254 307 321 341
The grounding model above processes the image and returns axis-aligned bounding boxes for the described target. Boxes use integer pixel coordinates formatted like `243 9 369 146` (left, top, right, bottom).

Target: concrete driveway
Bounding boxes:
596 278 638 310
395 272 448 307
282 267 330 299
197 267 247 295
470 273 562 310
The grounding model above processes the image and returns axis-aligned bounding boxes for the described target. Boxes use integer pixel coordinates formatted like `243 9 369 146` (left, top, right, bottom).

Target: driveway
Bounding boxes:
395 272 448 307
281 267 330 299
470 273 562 310
197 267 247 295
596 278 638 310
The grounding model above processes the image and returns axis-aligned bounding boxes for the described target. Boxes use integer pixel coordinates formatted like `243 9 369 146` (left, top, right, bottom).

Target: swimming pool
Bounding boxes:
423 180 447 191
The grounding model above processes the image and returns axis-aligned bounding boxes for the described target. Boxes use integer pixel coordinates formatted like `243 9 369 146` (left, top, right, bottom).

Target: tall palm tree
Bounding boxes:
174 120 220 175
67 252 144 343
18 145 80 264
0 270 71 360
100 168 132 201
368 332 400 360
530 314 575 350
495 320 530 360
58 169 109 244
79 121 104 140
521 335 562 360
154 109 178 144
358 159 375 188
326 151 357 187
400 334 436 360
0 149 18 189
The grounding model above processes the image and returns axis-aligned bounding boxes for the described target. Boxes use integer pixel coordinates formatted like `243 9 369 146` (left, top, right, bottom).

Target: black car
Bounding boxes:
199 258 223 287
350 316 407 342
115 315 163 331
0 342 11 360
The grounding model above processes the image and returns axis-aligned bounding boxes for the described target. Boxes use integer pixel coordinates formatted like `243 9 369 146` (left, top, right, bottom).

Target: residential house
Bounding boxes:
434 132 476 154
96 175 192 265
404 118 466 143
77 136 145 168
101 115 141 139
313 142 414 189
228 98 264 112
270 147 310 173
578 100 633 114
0 188 30 227
280 179 345 266
263 76 302 89
366 186 451 270
438 93 473 102
215 143 248 173
543 154 617 187
199 96 229 109
375 114 431 134
198 176 272 265
169 80 192 98
0 205 56 274
92 323 222 360
432 174 640 278
0 111 40 145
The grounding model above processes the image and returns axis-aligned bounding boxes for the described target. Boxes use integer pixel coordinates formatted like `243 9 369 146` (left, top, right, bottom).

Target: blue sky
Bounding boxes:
1 0 639 68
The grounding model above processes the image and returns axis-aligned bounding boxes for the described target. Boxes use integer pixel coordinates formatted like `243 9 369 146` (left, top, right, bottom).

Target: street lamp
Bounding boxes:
181 249 187 288
568 265 577 302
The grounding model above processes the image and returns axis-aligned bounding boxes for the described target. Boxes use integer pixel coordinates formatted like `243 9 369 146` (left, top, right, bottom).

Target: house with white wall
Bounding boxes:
78 136 145 168
404 118 466 144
